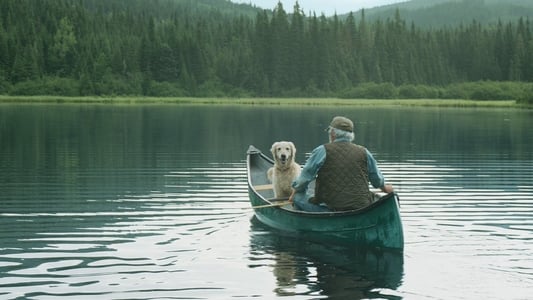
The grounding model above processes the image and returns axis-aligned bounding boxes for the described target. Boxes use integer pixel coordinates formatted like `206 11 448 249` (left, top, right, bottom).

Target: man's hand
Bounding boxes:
381 184 394 194
288 189 296 203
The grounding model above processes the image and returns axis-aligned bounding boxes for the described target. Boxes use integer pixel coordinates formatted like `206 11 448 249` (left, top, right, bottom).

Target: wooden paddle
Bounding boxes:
244 197 291 209
249 200 292 209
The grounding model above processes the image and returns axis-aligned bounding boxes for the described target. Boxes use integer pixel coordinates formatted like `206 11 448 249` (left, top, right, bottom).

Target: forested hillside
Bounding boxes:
1 0 532 102
362 0 533 28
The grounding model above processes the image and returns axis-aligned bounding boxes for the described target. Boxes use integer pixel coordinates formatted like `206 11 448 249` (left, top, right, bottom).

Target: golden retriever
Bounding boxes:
267 141 301 198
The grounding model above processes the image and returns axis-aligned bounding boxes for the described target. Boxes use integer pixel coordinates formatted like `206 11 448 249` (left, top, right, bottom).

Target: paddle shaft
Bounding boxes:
250 200 292 209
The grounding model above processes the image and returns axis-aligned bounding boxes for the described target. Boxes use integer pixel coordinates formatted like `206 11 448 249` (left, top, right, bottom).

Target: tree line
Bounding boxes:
1 0 532 103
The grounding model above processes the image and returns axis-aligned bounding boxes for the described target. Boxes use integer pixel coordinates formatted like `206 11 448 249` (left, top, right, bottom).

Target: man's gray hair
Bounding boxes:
330 127 354 141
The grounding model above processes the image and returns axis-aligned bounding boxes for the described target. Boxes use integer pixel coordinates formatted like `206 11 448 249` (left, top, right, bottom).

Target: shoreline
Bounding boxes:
0 95 526 108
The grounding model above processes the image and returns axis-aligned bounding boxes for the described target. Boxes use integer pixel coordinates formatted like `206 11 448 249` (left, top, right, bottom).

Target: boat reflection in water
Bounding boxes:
248 216 404 299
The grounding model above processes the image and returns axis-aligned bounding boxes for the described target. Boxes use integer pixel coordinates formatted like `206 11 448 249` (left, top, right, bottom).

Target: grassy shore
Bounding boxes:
0 95 526 108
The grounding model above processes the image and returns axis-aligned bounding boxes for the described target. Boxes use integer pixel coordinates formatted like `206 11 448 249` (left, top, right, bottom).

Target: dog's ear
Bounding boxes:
270 142 278 156
289 142 296 156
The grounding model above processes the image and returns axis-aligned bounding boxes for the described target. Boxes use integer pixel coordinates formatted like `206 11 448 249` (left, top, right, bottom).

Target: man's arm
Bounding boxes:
291 145 326 192
366 149 394 193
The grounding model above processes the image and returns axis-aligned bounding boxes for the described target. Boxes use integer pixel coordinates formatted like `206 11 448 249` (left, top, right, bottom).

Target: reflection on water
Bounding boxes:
0 104 532 299
249 216 404 299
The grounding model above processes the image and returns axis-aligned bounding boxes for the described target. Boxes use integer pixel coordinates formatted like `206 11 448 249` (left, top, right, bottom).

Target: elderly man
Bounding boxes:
289 116 394 212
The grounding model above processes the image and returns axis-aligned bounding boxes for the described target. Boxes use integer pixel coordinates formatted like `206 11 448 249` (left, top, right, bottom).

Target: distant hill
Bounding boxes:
350 0 533 28
225 0 533 28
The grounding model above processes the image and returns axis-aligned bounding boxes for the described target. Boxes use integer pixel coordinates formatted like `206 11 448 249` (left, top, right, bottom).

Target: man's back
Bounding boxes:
315 142 371 211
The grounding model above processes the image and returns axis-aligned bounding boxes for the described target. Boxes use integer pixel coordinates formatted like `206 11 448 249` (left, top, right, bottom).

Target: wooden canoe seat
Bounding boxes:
254 184 273 191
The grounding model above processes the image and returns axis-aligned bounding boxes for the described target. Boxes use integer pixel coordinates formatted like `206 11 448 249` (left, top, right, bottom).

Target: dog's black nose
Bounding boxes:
281 154 287 161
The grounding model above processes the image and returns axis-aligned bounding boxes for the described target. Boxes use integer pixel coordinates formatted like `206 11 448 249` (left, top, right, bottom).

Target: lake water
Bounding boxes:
0 104 532 299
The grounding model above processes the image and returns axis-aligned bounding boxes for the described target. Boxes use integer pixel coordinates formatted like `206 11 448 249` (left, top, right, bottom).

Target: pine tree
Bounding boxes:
11 43 39 82
289 1 306 89
270 2 290 93
51 17 77 76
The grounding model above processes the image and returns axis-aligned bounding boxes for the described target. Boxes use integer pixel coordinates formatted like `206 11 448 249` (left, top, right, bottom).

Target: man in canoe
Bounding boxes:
289 116 394 212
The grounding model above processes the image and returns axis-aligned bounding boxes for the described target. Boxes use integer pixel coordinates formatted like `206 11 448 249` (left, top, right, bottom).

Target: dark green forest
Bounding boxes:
1 0 532 103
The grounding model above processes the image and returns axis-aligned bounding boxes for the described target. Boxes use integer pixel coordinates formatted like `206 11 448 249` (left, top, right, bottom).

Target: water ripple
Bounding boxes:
385 157 533 299
1 152 532 299
0 162 252 299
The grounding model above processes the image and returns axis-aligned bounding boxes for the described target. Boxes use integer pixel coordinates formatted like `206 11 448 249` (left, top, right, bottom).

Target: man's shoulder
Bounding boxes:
353 143 367 151
327 141 365 148
311 145 327 158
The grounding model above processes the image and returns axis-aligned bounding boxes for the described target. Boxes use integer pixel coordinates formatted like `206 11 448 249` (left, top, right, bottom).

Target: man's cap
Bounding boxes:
328 116 354 132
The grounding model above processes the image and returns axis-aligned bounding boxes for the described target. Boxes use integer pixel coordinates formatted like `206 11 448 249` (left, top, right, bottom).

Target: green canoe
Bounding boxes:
246 145 404 250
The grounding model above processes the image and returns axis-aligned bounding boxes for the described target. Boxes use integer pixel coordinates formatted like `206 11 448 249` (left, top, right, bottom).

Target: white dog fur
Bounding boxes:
267 141 301 198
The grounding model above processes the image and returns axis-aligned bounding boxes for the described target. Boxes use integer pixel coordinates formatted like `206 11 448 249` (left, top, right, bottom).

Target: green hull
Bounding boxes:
246 145 404 249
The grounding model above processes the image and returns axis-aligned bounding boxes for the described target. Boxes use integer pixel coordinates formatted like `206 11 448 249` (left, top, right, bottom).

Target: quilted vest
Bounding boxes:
315 142 371 210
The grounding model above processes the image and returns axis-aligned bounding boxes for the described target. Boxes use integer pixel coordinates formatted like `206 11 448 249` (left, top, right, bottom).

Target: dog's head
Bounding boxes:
271 141 296 167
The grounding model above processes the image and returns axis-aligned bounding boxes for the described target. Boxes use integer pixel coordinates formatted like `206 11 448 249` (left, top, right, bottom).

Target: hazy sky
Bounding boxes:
231 0 407 16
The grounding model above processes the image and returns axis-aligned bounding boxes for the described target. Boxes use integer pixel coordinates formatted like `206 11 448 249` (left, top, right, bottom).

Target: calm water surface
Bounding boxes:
0 104 532 299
